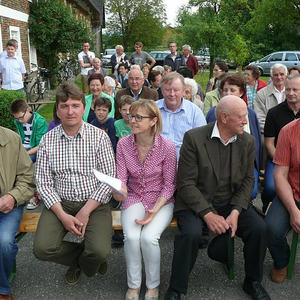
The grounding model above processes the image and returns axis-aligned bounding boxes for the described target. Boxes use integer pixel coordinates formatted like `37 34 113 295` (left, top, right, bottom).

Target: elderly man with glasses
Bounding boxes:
114 69 159 119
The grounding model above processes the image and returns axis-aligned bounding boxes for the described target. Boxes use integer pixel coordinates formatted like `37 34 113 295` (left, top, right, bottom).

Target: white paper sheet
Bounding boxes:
93 169 125 196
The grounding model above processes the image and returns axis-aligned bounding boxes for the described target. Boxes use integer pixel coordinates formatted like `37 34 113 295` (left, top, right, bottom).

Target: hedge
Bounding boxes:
0 90 25 131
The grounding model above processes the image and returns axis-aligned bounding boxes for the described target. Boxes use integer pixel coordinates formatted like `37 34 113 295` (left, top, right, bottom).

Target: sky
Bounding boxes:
163 0 189 27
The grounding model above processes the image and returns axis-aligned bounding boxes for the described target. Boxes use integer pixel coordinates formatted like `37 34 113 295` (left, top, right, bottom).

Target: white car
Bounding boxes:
101 49 116 68
250 51 300 75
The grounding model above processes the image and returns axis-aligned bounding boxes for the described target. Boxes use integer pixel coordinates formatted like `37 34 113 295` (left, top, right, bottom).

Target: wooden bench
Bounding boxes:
17 211 178 232
27 101 55 106
27 101 55 112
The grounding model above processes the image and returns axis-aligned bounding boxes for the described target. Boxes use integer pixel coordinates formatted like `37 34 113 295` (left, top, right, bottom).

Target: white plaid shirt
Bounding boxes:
35 122 116 209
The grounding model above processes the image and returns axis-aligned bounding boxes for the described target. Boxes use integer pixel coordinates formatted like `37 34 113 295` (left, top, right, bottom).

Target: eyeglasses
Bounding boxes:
14 110 27 121
213 69 222 72
127 113 152 122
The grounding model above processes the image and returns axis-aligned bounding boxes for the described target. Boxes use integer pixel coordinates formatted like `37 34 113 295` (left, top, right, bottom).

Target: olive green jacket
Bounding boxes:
0 126 35 205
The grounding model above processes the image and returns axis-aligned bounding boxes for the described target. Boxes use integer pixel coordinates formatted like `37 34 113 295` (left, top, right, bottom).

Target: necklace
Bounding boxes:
137 143 153 163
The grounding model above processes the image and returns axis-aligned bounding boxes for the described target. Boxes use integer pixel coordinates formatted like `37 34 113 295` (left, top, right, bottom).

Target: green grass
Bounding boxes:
38 102 55 123
38 75 82 123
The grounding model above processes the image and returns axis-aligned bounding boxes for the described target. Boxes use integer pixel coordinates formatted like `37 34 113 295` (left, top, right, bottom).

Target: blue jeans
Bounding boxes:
261 159 276 211
29 153 36 163
0 205 24 294
265 196 299 269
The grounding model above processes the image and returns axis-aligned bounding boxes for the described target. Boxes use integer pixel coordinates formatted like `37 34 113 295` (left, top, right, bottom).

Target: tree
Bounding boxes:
246 0 300 59
29 0 92 86
105 0 166 51
177 1 229 76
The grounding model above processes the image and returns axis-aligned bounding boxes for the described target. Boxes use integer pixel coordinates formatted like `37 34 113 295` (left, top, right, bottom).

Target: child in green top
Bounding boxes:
114 95 134 138
10 99 48 163
10 98 48 210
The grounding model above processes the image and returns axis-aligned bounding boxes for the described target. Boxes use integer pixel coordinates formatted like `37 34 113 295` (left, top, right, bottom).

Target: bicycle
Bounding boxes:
24 64 50 105
57 55 80 84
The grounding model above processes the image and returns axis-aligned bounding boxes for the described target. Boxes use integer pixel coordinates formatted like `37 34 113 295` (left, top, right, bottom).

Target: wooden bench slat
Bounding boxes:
27 101 55 105
19 211 177 233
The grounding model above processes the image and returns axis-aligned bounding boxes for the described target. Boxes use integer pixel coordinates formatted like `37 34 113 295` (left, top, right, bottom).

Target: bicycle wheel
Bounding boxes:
29 81 41 103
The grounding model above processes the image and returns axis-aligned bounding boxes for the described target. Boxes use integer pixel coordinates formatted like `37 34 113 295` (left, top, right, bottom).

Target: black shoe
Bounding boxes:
164 289 186 300
65 265 81 286
98 260 108 275
243 279 271 300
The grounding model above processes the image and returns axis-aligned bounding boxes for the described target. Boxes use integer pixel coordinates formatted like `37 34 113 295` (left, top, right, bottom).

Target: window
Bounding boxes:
0 26 3 53
269 53 283 62
27 29 37 70
259 55 270 62
9 26 22 57
285 53 297 61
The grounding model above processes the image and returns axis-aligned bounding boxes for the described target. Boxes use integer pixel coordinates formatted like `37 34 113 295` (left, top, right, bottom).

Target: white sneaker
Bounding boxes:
26 197 40 210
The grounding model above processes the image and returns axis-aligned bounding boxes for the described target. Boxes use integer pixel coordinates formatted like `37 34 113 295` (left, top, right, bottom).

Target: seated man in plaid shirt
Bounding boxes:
33 83 116 285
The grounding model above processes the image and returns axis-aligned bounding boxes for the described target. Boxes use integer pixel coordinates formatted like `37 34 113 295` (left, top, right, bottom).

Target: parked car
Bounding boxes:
250 51 300 75
149 51 170 66
101 49 116 68
195 49 210 68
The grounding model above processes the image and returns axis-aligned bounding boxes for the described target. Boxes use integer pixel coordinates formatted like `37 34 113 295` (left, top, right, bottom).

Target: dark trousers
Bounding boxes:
33 201 112 277
169 206 267 294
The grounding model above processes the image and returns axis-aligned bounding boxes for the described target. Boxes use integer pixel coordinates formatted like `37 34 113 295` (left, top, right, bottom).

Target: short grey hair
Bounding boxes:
115 45 124 50
152 65 164 74
182 44 191 52
128 69 144 78
104 76 116 89
287 74 300 81
184 78 198 97
271 63 288 76
93 57 100 63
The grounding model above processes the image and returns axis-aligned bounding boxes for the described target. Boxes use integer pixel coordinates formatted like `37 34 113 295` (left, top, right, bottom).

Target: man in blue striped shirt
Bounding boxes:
157 72 207 160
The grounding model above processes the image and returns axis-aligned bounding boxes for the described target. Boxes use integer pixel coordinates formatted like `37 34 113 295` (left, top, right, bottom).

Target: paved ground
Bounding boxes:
11 200 300 300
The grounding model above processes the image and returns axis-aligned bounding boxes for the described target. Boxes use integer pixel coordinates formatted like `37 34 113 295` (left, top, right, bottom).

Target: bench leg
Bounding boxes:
224 237 235 280
9 260 16 283
287 231 299 280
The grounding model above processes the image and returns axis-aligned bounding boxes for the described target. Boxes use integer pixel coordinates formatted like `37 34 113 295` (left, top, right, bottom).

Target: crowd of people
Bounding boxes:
1 39 300 300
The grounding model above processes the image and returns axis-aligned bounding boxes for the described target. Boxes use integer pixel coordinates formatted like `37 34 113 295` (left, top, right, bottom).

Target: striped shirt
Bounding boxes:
156 98 207 160
35 122 116 209
116 134 177 211
273 119 300 202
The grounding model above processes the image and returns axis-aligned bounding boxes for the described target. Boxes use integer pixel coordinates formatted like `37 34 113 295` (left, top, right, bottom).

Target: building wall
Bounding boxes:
1 0 30 13
0 0 32 71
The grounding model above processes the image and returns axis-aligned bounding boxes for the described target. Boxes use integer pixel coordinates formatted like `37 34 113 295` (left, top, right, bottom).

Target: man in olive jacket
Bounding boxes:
0 126 35 299
165 96 270 300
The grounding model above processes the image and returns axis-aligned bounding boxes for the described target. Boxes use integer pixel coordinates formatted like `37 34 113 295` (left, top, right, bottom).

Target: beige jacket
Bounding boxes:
254 83 285 133
0 126 35 205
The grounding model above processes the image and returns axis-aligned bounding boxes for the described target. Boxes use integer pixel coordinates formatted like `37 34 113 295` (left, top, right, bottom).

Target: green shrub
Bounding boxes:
0 90 25 131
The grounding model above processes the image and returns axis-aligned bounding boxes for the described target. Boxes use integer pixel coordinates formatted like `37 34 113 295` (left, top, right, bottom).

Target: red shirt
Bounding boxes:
273 119 300 202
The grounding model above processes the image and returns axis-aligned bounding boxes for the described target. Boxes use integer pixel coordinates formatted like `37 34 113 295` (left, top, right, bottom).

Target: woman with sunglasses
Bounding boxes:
113 99 177 300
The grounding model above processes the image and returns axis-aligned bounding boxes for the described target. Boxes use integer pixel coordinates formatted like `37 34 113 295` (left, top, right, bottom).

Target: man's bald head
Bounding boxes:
215 95 247 119
215 95 248 137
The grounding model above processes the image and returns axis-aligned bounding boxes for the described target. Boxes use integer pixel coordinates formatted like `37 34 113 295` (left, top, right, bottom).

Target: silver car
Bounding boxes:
250 51 300 75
